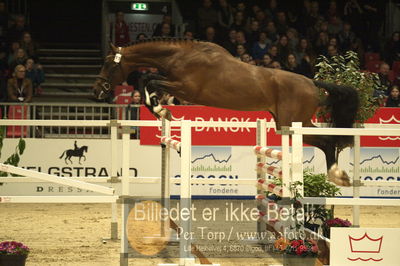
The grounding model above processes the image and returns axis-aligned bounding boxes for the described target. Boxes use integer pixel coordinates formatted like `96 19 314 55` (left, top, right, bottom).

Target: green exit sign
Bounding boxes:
132 3 148 11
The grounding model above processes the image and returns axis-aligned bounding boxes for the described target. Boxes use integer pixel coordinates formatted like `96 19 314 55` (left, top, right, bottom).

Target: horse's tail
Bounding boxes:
59 150 66 159
313 80 359 147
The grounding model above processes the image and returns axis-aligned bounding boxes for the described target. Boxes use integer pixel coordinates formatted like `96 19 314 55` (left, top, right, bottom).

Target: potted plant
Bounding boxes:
314 50 382 126
274 237 318 266
303 171 341 233
322 217 352 239
0 241 30 266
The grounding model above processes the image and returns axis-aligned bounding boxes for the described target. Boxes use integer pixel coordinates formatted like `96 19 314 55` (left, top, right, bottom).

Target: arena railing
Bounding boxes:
0 102 140 139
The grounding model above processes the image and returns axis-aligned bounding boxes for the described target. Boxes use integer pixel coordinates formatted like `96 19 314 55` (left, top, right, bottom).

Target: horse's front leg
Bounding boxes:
143 79 182 121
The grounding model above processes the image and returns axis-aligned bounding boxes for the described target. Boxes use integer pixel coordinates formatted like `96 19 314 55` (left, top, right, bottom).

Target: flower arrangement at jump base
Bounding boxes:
322 217 352 238
274 237 318 266
0 241 30 266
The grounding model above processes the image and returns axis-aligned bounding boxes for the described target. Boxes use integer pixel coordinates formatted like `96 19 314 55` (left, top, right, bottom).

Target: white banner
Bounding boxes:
0 139 399 198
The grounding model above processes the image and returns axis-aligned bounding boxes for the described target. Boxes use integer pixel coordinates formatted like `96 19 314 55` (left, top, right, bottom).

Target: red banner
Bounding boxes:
139 106 400 147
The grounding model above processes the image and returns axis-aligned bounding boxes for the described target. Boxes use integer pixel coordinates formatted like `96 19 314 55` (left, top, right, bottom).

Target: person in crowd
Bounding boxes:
385 85 400 107
9 48 27 71
183 30 194 39
110 11 130 47
7 64 32 103
362 0 385 52
286 28 299 52
216 0 234 38
153 22 172 37
260 53 272 67
19 32 39 61
254 10 268 32
236 1 250 22
231 11 247 32
314 31 329 56
338 21 356 52
235 44 247 58
325 0 340 21
221 28 237 55
128 90 142 139
25 58 44 95
284 53 302 73
252 31 271 63
235 30 251 52
268 44 279 62
275 11 290 36
136 33 147 41
383 32 400 66
343 0 364 38
197 0 218 32
327 44 339 59
7 41 20 66
277 35 291 63
284 53 313 78
246 20 260 45
349 37 365 66
270 60 282 69
377 62 393 94
265 21 279 43
153 14 175 37
240 53 252 63
7 15 29 44
248 4 261 22
294 38 314 65
264 0 279 22
204 26 219 44
327 15 343 37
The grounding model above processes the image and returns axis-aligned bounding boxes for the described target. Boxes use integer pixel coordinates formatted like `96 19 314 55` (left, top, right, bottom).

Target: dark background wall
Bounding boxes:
28 0 102 44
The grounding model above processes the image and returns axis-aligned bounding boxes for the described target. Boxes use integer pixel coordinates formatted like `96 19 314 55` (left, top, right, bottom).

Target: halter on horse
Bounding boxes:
93 39 359 186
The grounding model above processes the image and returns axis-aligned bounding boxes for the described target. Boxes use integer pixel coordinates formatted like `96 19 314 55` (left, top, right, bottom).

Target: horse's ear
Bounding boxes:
109 43 118 54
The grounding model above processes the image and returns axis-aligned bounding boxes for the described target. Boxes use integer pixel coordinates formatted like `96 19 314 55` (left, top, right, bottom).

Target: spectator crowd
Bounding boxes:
0 3 44 105
118 0 399 107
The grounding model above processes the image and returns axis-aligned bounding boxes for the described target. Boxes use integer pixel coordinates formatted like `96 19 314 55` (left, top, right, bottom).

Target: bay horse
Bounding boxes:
93 38 359 186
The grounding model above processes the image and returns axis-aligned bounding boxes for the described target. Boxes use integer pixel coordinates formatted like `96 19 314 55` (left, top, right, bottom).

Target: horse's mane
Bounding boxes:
127 37 201 47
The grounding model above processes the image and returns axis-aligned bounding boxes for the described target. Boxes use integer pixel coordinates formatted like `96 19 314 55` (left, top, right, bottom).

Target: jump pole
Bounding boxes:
352 134 361 227
161 118 171 237
256 119 267 243
0 163 114 195
120 125 131 266
110 120 119 240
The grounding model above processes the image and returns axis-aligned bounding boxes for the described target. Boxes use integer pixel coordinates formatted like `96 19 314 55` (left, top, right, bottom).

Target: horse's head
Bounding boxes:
82 146 88 153
93 43 127 100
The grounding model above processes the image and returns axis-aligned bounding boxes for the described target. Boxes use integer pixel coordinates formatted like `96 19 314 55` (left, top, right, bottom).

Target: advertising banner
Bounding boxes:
331 228 400 266
139 106 400 147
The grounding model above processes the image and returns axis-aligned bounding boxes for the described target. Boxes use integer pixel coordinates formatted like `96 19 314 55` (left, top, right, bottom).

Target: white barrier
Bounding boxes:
2 119 400 266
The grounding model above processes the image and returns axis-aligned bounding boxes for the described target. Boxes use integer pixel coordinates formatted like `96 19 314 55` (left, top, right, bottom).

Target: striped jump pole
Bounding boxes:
253 146 283 160
160 136 181 152
256 163 283 179
256 179 283 197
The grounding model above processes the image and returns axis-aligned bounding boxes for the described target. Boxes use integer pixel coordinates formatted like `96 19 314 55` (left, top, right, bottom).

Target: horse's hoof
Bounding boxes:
159 108 172 121
328 164 351 187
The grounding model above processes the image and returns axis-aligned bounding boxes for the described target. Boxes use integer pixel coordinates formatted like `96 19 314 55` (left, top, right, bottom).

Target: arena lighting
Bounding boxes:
131 2 148 11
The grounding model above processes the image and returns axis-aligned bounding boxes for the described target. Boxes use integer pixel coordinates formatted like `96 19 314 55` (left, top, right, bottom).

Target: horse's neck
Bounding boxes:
125 43 180 70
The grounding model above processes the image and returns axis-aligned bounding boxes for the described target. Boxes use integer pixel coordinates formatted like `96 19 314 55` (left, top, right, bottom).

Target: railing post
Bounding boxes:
353 134 361 227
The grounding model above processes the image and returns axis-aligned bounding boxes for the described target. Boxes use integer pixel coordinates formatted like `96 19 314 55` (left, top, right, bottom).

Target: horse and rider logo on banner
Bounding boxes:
59 141 88 164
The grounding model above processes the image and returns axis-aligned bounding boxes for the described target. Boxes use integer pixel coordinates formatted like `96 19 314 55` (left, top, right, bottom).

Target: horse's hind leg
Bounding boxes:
275 101 350 186
302 124 351 186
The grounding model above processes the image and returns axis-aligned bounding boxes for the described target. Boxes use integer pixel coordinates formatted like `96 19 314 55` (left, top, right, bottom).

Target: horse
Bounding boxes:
59 146 88 165
93 38 359 187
